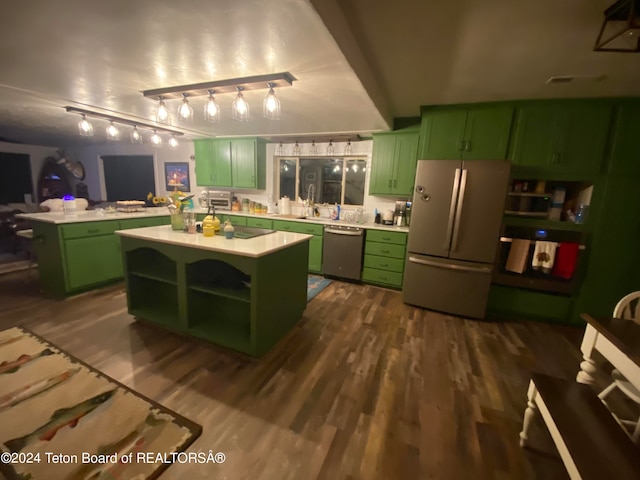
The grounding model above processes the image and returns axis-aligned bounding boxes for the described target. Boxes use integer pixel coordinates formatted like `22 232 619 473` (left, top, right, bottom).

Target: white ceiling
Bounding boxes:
0 0 638 148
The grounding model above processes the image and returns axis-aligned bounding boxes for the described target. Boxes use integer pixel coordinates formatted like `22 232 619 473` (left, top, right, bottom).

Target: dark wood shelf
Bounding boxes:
503 216 586 232
492 271 575 296
129 270 177 285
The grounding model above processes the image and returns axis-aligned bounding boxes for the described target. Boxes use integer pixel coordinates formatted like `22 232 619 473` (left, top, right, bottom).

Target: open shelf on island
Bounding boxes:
187 289 252 353
127 247 177 284
188 283 250 302
128 276 179 326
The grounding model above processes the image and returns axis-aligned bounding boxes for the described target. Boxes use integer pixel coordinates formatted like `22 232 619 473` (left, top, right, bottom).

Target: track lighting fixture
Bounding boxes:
141 72 295 123
204 90 220 123
106 121 120 141
177 93 193 121
65 106 183 147
78 115 93 136
156 97 170 124
232 87 249 121
263 83 281 120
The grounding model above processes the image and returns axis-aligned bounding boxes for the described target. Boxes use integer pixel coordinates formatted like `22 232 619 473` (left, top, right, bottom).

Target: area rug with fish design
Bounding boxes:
0 327 202 480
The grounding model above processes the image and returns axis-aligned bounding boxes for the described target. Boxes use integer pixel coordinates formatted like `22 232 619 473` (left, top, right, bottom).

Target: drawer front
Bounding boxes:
365 241 406 259
246 217 273 229
224 215 247 226
366 230 407 245
361 267 403 287
291 222 323 236
119 217 163 230
364 254 404 273
272 220 296 232
61 221 119 239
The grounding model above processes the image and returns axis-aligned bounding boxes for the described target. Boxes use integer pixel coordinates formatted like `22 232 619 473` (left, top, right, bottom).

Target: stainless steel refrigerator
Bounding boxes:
402 160 511 318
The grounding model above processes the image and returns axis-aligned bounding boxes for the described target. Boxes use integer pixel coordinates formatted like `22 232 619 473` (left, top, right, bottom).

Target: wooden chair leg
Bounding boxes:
598 382 617 402
520 380 538 447
632 416 640 445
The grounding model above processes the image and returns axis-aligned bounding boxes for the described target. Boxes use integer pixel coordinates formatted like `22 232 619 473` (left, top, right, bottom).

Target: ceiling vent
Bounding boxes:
546 75 606 85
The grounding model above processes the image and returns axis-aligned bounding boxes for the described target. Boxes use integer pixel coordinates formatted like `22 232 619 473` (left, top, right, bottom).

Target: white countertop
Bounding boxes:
116 225 312 258
17 207 410 233
16 208 169 224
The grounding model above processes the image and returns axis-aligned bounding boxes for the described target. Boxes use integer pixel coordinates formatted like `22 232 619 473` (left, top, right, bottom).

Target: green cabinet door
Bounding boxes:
232 139 257 188
210 140 232 187
391 132 420 195
308 235 323 272
609 103 640 176
463 106 513 160
420 108 466 159
557 104 611 175
194 139 232 187
65 235 122 290
194 140 215 186
511 102 610 175
510 105 559 168
369 134 397 195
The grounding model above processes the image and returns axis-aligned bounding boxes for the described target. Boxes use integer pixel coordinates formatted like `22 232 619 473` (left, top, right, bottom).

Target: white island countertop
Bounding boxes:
116 225 312 258
17 207 410 233
16 208 170 224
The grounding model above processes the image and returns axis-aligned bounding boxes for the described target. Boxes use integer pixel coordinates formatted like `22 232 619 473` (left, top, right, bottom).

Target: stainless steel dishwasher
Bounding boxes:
322 225 364 280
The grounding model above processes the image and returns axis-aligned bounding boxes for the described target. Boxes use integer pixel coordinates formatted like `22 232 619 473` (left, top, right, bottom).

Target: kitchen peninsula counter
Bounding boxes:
116 227 312 357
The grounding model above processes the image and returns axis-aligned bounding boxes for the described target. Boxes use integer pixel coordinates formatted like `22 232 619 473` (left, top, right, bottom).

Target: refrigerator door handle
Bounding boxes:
408 256 492 274
450 168 468 252
443 168 461 249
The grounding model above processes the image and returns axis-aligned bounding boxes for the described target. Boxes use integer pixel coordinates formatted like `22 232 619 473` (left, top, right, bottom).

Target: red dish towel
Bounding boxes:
552 242 580 279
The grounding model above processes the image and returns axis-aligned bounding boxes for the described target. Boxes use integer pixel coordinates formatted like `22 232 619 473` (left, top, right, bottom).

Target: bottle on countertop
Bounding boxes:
223 220 235 239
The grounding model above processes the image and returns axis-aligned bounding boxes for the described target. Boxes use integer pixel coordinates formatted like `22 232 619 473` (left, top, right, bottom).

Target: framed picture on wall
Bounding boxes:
165 162 190 192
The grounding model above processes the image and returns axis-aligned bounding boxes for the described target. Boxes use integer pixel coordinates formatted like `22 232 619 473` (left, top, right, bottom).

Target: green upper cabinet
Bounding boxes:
232 138 265 189
369 129 419 196
608 102 640 176
194 139 232 187
511 102 612 175
420 105 513 160
194 137 266 189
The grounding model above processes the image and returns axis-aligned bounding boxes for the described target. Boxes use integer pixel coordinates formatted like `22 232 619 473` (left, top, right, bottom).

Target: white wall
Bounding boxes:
0 141 60 203
65 139 402 222
65 142 195 201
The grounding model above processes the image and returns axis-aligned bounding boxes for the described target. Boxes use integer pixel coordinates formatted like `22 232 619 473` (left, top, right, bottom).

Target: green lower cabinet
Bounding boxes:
361 231 407 288
64 235 122 290
486 285 574 324
273 220 323 272
308 235 323 273
118 217 163 229
363 255 404 272
361 268 403 287
246 217 273 229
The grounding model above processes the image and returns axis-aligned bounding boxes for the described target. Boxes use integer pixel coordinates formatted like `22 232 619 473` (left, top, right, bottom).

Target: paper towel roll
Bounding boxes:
280 196 291 215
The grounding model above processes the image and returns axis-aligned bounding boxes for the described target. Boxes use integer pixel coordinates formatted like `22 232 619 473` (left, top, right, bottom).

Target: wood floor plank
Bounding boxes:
0 271 601 479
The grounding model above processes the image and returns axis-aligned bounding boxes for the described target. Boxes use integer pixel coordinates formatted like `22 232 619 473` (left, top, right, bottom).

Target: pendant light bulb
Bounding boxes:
78 115 94 136
204 90 220 123
169 135 179 149
130 126 143 144
151 130 162 147
232 87 249 121
326 140 334 156
177 94 193 121
106 121 120 141
156 97 169 124
263 83 281 120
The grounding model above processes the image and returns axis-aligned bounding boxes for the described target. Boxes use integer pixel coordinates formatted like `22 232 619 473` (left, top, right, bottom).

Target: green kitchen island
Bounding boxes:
116 226 312 357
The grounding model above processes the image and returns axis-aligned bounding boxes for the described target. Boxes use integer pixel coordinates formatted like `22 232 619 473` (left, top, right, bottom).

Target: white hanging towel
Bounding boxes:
532 241 558 273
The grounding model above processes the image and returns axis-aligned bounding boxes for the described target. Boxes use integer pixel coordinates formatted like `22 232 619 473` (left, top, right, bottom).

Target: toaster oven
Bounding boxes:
207 190 233 211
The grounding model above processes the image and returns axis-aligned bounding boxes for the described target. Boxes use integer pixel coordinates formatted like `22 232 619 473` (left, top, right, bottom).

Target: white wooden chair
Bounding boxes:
598 291 640 443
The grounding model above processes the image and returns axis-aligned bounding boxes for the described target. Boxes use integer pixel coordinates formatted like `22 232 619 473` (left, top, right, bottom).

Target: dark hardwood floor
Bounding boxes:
0 271 593 479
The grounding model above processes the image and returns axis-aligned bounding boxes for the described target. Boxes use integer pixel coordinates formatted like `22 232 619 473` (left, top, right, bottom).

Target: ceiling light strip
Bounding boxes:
141 72 296 99
64 106 184 136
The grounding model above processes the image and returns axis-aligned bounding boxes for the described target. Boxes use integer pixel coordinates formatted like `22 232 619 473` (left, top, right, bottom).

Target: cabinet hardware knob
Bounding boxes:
388 179 392 188
380 263 388 267
393 179 397 188
416 185 425 193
